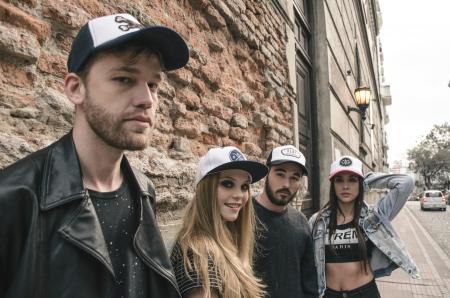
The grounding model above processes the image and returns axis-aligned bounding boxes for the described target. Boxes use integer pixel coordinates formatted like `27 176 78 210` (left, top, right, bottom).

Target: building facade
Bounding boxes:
0 0 390 216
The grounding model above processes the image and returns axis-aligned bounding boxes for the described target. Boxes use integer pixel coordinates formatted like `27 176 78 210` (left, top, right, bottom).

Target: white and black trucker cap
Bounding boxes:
195 146 268 186
266 145 308 175
67 13 189 73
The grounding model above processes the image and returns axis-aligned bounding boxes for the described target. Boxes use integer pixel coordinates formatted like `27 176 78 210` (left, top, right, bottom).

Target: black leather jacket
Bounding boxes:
0 133 180 298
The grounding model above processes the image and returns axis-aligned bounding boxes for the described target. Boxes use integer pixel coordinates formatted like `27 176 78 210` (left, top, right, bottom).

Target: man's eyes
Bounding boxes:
113 77 133 84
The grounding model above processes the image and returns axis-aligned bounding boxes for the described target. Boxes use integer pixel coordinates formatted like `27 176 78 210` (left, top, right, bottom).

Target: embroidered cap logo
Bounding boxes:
229 150 245 161
115 16 144 32
280 147 302 159
339 157 352 167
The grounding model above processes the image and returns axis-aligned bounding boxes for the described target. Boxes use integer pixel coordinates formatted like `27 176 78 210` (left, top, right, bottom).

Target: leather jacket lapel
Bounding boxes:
134 197 178 286
58 194 115 278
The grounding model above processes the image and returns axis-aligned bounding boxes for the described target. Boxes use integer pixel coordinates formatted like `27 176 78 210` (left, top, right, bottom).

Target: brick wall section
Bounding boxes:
0 0 295 216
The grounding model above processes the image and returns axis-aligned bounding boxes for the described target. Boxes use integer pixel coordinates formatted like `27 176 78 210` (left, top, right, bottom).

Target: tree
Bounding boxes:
407 123 450 190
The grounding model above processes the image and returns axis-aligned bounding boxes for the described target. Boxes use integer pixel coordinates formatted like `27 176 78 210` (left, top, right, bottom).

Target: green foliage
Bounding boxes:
407 123 450 189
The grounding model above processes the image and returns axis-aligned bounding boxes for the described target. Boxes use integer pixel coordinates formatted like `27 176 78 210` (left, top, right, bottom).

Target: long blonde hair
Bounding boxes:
175 173 264 298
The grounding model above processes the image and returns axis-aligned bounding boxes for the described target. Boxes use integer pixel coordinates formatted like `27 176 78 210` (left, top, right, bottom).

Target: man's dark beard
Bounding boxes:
265 177 298 206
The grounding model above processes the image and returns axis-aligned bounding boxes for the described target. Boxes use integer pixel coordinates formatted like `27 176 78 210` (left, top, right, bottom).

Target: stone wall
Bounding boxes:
0 0 295 218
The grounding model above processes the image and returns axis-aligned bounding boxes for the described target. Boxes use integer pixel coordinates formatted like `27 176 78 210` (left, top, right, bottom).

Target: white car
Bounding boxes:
420 190 446 211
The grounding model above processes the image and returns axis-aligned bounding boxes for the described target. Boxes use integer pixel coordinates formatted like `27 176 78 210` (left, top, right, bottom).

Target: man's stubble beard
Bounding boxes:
265 176 299 206
83 93 150 151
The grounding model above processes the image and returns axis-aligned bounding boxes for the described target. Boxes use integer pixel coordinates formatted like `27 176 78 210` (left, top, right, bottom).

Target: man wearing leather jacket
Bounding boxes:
0 13 189 297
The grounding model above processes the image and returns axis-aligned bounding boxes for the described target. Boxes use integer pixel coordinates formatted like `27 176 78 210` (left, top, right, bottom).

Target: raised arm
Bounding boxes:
364 173 414 221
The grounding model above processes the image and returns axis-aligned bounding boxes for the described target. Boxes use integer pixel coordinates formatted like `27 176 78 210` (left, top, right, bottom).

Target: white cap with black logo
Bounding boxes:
67 13 189 73
266 145 308 175
195 146 268 186
329 155 363 180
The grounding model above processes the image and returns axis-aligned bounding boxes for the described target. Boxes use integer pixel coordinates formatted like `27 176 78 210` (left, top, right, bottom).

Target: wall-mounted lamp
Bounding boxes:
348 86 371 120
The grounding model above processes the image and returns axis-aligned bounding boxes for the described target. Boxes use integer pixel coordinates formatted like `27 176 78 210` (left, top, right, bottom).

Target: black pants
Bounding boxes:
324 279 380 298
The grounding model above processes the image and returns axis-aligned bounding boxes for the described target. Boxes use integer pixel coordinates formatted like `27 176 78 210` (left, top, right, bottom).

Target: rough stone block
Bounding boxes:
243 142 262 157
229 127 248 142
204 5 226 29
191 78 206 95
266 128 280 142
176 89 201 111
37 52 66 77
252 111 267 128
208 115 229 136
42 0 89 29
202 99 233 121
169 136 193 160
207 37 225 52
0 2 50 44
0 24 40 62
167 68 192 87
0 61 35 88
170 100 187 118
174 117 201 139
239 92 255 106
10 107 39 119
231 113 248 129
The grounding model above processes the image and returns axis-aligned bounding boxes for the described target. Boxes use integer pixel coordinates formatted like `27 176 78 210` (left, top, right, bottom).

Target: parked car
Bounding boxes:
446 192 450 205
419 190 446 211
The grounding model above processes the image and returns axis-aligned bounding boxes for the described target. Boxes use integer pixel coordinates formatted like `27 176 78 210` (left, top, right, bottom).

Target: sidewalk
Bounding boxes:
377 205 450 297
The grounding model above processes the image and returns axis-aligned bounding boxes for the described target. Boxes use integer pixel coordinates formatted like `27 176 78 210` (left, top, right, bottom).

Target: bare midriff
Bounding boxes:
326 261 374 291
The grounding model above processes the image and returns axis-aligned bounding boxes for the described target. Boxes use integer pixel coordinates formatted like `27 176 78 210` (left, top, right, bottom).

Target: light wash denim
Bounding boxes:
309 173 420 297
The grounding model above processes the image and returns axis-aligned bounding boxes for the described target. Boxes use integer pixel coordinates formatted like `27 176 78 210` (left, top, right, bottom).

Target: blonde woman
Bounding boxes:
170 146 268 298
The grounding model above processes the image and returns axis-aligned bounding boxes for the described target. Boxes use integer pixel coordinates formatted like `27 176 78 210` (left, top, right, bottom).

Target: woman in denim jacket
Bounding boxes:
309 156 419 298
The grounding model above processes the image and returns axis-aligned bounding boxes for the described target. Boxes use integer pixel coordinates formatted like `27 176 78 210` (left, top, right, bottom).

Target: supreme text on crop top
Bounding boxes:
325 222 373 263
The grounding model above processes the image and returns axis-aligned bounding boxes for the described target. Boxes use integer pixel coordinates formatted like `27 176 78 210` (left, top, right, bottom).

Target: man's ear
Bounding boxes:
64 73 86 105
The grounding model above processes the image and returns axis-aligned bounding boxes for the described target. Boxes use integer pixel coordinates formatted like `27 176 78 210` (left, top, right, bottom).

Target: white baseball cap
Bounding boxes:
329 156 363 180
266 145 308 175
195 146 268 186
67 13 189 73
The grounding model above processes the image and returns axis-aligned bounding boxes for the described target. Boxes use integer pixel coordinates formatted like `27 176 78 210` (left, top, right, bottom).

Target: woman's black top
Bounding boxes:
170 243 222 296
325 222 374 263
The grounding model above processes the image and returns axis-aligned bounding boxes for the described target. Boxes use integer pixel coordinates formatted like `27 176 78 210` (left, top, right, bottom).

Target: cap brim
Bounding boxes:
207 161 268 184
268 160 308 176
328 169 363 180
94 26 189 71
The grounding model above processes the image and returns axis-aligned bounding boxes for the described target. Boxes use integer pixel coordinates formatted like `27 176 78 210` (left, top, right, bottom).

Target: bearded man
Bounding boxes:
253 145 318 298
0 13 188 298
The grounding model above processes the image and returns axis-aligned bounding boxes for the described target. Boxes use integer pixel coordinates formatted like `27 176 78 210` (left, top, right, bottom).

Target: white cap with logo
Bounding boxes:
195 146 268 186
266 145 308 175
329 155 363 180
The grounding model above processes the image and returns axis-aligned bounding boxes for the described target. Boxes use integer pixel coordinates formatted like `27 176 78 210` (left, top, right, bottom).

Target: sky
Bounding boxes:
378 0 450 165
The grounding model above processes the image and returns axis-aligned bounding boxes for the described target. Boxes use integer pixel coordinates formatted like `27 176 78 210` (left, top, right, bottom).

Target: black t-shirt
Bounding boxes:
89 180 149 298
325 222 373 263
253 197 318 298
170 242 222 297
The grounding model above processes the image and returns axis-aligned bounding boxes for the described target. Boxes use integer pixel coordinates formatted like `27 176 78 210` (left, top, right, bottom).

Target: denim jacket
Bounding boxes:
309 173 420 297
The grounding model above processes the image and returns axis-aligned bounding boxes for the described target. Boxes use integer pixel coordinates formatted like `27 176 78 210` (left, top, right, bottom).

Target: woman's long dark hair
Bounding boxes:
320 176 369 273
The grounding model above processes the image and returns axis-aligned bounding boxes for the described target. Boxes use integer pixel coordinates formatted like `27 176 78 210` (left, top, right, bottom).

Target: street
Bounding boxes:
407 201 450 260
377 201 450 297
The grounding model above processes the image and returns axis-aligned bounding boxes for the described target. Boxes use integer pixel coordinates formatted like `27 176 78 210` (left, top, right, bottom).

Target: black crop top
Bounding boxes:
325 222 373 263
